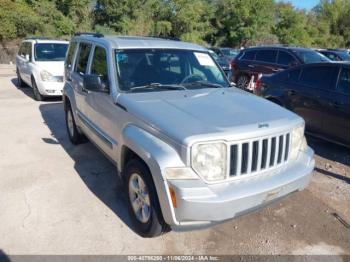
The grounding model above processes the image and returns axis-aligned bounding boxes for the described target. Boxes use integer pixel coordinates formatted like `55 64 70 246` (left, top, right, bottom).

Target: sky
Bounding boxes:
279 0 320 10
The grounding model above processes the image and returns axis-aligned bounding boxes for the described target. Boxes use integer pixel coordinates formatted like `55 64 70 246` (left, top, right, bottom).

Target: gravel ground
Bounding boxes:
0 65 349 257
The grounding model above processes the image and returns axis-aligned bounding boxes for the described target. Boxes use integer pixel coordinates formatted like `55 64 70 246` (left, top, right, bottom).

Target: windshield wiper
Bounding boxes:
182 81 224 88
129 83 187 92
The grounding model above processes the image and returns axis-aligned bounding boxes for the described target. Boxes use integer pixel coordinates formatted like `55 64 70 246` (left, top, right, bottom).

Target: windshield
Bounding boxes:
295 50 330 64
115 49 228 92
34 43 68 61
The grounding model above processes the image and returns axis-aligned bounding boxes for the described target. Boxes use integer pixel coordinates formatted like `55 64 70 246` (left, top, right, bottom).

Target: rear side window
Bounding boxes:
255 50 277 63
240 50 256 60
65 42 77 69
75 43 92 75
300 66 333 89
18 43 26 56
277 51 296 66
19 42 31 59
336 68 350 95
91 46 109 84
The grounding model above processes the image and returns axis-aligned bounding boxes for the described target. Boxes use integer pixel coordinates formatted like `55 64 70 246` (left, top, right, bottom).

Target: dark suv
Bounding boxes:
259 62 350 146
232 46 330 89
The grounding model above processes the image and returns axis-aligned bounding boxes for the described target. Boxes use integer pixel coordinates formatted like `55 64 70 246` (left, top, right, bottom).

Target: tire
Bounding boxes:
16 68 25 87
65 104 84 145
31 78 45 101
236 74 250 89
125 159 168 238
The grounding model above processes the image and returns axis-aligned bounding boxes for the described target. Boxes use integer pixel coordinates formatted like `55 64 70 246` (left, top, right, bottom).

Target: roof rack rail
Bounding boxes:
148 35 180 41
74 32 104 38
25 36 51 40
326 48 348 52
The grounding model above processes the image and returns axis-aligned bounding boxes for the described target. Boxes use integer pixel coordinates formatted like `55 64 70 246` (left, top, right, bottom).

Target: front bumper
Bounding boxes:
36 80 64 96
167 147 314 231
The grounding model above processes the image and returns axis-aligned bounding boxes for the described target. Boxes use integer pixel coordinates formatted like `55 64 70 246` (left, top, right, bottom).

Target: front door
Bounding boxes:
83 45 122 160
323 66 350 145
289 65 336 135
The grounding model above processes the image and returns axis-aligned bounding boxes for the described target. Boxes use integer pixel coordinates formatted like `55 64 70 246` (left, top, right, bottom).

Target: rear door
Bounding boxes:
288 65 336 134
276 50 299 70
70 42 92 117
254 49 279 76
323 65 350 144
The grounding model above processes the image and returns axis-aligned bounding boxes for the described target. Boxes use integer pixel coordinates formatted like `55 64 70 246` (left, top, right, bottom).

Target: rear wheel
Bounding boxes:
236 74 250 89
65 103 84 145
16 68 25 87
125 159 169 238
31 78 45 101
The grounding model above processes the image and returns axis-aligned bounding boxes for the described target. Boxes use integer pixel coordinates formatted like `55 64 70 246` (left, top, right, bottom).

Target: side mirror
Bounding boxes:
25 54 30 62
83 74 109 93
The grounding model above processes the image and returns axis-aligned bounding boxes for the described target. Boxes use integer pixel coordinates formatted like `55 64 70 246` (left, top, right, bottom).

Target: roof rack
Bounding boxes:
74 32 104 38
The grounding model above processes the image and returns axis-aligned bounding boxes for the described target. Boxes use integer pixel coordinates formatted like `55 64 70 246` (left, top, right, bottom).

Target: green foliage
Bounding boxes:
1 0 350 49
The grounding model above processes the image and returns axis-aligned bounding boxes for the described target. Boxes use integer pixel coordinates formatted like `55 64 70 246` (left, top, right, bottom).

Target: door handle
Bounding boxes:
248 65 255 68
330 101 340 108
272 68 281 72
287 90 296 96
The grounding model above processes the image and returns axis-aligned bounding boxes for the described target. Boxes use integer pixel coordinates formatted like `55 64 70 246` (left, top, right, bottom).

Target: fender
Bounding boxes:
121 124 185 226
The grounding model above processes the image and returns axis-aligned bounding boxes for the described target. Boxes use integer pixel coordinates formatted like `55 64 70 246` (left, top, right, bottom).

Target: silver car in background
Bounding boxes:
63 33 314 237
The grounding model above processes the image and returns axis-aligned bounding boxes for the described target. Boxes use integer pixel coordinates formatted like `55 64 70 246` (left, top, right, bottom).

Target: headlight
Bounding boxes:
40 70 55 82
290 124 307 160
192 142 227 182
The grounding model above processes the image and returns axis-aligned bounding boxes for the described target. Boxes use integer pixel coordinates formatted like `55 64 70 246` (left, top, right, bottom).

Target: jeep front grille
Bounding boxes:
229 133 290 177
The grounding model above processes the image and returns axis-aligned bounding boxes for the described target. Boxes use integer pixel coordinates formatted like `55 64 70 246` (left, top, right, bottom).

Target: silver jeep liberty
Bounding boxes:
63 33 315 237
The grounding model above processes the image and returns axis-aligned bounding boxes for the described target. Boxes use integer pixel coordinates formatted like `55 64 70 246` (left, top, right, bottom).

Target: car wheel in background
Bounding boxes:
65 104 84 145
236 74 250 89
125 159 169 238
16 68 25 87
31 78 45 101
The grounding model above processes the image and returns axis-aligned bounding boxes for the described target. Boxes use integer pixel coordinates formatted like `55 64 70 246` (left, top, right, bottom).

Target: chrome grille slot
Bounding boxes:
241 143 249 174
269 137 276 167
229 132 291 177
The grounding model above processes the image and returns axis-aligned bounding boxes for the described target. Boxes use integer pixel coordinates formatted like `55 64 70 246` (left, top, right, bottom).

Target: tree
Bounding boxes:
273 3 312 46
213 0 275 47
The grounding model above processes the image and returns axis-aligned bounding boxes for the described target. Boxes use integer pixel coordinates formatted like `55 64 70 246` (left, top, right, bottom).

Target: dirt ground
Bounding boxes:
0 64 349 257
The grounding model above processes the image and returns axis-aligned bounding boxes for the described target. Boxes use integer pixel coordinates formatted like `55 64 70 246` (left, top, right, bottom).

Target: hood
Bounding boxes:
34 61 65 76
118 88 302 145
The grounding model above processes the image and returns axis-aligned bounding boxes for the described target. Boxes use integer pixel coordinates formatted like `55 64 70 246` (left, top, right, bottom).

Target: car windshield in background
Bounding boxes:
115 49 228 92
221 48 238 59
295 50 330 64
338 52 350 61
34 43 68 61
209 50 220 60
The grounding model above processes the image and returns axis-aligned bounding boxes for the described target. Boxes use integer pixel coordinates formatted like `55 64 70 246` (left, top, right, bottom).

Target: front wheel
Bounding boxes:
125 159 169 238
32 78 45 101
